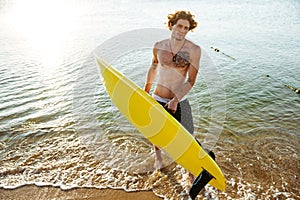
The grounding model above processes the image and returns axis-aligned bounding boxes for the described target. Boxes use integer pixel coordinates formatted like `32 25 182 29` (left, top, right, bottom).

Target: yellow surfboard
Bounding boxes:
97 58 226 192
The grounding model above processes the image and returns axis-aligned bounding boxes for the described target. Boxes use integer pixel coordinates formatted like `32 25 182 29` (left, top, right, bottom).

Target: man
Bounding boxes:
144 10 200 184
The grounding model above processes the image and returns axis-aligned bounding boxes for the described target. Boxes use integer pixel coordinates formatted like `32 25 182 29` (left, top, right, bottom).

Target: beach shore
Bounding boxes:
0 185 162 200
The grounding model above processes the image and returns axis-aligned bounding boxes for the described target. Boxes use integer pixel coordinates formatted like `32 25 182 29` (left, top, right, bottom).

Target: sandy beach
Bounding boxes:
0 185 162 200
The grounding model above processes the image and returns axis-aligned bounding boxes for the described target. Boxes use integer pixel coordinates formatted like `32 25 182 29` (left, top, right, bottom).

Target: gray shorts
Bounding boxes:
156 98 194 135
180 99 194 135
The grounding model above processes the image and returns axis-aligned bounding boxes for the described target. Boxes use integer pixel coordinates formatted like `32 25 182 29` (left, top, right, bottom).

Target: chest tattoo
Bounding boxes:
173 51 190 68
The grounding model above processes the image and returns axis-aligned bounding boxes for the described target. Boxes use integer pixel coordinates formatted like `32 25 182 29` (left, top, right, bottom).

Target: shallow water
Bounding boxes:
1 0 299 199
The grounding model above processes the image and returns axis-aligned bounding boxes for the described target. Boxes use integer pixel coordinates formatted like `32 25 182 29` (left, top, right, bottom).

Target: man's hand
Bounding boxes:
165 97 179 113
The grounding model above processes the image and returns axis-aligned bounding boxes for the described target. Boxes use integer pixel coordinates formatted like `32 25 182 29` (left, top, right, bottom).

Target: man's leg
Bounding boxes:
180 99 195 184
154 145 163 170
180 99 194 135
154 101 181 170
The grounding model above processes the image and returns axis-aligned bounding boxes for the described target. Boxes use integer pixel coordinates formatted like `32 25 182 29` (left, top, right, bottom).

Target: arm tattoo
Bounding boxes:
152 58 158 68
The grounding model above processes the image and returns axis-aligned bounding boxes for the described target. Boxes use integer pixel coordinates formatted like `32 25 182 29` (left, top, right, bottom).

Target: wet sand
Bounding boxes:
0 185 162 200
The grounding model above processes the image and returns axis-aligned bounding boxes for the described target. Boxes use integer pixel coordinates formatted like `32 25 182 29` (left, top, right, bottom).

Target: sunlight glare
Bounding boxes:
4 0 82 81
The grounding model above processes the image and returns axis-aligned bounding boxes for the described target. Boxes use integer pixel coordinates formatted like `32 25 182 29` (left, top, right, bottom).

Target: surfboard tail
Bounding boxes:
189 141 216 199
189 169 214 200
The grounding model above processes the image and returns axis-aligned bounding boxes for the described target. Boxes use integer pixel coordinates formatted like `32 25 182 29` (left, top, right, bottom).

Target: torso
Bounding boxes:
154 39 194 99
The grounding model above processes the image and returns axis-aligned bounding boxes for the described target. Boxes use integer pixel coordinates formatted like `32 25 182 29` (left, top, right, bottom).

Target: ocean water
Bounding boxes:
0 0 299 199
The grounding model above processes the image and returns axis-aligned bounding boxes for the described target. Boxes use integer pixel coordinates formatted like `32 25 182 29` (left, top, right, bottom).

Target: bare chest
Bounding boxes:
157 49 191 69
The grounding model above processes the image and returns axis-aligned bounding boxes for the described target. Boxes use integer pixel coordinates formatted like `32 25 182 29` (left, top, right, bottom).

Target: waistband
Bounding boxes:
152 94 187 103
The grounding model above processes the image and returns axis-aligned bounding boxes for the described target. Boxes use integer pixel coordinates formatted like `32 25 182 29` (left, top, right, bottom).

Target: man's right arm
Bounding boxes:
144 46 159 93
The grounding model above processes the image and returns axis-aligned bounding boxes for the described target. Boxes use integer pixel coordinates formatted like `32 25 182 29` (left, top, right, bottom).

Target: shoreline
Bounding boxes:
0 185 162 200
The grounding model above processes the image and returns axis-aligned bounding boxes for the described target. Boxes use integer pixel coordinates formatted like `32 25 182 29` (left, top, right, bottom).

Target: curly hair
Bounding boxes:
167 10 198 31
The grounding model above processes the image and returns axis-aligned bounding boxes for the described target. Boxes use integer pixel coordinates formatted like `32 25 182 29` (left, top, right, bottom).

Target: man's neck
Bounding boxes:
170 37 186 49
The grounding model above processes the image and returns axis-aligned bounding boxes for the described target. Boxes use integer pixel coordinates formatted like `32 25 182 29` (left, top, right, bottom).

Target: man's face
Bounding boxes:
171 19 190 41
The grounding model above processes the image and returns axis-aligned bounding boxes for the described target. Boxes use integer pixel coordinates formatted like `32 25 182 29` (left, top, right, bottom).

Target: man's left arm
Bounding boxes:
173 45 201 103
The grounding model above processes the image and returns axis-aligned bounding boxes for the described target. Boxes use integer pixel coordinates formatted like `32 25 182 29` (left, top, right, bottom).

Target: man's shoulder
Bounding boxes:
185 40 201 56
186 39 200 50
154 39 168 48
184 40 201 60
